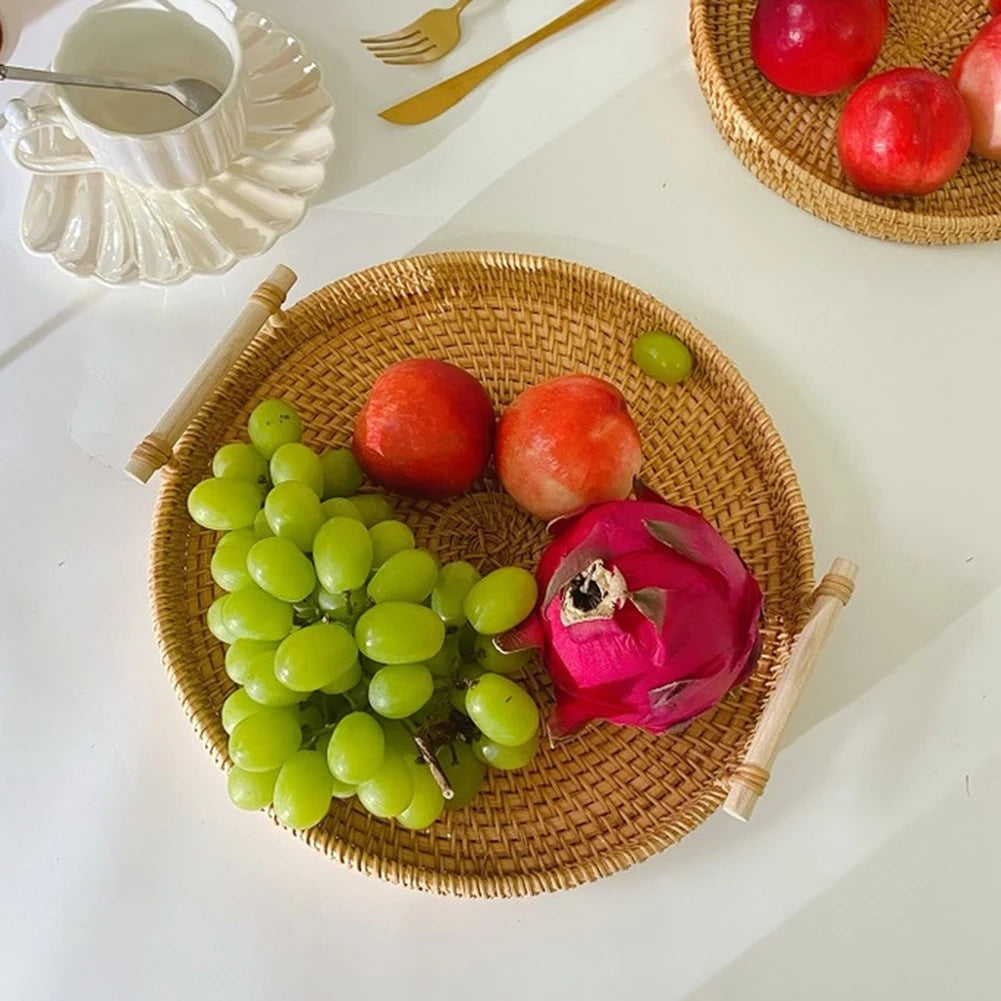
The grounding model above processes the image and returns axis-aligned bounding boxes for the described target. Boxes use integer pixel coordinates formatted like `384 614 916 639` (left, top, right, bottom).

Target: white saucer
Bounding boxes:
9 10 334 286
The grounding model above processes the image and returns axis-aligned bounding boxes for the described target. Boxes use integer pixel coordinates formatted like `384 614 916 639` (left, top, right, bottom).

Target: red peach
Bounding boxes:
353 359 494 500
495 374 643 521
952 15 1001 160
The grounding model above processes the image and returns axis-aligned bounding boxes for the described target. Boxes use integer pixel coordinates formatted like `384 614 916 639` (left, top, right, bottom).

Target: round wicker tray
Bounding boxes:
690 0 1001 244
150 252 815 897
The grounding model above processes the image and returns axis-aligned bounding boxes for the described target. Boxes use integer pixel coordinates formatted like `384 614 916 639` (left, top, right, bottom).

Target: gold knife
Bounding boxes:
378 0 622 125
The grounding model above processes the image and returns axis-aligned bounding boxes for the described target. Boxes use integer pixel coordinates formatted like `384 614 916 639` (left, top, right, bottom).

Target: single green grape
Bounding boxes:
313 516 373 592
368 663 434 719
225 639 277 685
348 494 394 527
473 634 532 675
316 586 370 624
273 750 334 829
273 622 358 692
463 567 538 636
206 595 238 643
253 508 274 539
320 448 364 499
366 549 438 604
436 741 486 810
368 520 416 568
330 776 358 799
248 399 302 460
246 536 316 603
227 766 280 811
188 477 264 531
222 585 293 642
326 711 386 784
297 702 325 734
449 663 486 713
212 443 270 486
264 481 324 552
355 602 445 664
458 623 477 661
321 497 363 522
431 561 481 627
270 442 324 497
222 687 264 734
228 707 301 772
381 720 418 758
632 330 693 385
426 632 460 679
320 656 362 695
243 650 302 707
357 754 414 818
397 759 445 830
473 732 539 771
465 674 539 747
211 529 257 592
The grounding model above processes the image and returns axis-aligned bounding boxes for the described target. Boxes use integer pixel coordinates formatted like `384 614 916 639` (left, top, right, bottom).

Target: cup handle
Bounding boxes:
2 99 102 175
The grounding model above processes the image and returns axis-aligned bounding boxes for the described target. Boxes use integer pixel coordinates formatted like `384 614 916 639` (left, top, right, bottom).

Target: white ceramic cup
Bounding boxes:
3 0 246 190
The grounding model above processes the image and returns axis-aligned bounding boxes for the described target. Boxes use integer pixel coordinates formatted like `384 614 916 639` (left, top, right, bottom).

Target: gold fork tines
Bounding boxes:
362 0 476 66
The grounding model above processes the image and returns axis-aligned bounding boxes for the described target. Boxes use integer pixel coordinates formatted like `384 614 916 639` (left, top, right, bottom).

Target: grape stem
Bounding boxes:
411 731 455 800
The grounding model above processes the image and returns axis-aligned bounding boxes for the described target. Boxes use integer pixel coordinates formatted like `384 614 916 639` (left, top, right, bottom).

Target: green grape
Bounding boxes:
397 759 445 830
246 536 316 603
297 702 325 734
225 639 277 684
244 650 302 707
349 494 394 527
211 529 257 592
355 602 445 664
270 442 324 497
313 517 373 592
449 663 486 713
316 586 370 624
632 329 693 385
473 634 533 675
222 687 264 734
312 730 332 757
357 754 414 818
253 508 274 539
212 443 269 486
368 520 415 568
222 585 293 642
463 567 538 636
274 622 358 692
465 675 539 747
206 595 238 643
248 398 302 460
436 741 486 810
381 720 418 758
426 632 460 679
227 766 279 810
264 481 324 552
321 497 363 522
320 448 364 499
320 656 362 695
368 664 434 719
473 732 539 771
366 549 438 604
330 775 357 800
273 750 334 829
326 711 386 784
229 708 301 771
458 623 477 660
431 561 481 627
188 477 264 531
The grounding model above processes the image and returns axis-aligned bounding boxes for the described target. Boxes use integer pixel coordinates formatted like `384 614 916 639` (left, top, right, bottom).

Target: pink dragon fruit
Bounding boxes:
499 486 764 734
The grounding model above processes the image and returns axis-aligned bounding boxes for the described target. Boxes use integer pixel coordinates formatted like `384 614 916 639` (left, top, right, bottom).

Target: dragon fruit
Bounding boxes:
499 487 764 734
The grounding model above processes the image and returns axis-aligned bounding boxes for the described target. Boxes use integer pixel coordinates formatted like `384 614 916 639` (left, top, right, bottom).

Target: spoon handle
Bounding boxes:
0 63 162 99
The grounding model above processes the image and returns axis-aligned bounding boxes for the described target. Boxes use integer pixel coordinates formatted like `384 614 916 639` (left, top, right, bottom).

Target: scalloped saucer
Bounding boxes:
6 10 334 286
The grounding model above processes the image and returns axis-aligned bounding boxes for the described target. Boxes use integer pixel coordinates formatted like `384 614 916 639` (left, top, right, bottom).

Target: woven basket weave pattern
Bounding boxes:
151 253 814 896
691 0 1001 244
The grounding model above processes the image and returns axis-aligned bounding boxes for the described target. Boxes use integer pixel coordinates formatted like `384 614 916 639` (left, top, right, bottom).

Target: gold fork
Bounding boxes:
361 0 477 66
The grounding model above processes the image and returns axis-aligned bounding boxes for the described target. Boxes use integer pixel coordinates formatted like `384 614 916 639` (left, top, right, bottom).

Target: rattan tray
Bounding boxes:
145 252 820 896
691 0 1001 244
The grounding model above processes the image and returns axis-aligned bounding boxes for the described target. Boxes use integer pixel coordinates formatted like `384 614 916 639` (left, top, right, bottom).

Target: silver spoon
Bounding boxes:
0 63 222 118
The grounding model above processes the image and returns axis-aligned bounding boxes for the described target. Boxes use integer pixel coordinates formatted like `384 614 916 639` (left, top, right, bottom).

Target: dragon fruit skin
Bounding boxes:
500 492 764 735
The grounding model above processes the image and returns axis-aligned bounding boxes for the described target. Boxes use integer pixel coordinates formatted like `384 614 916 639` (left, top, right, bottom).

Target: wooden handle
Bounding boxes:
125 265 297 483
724 557 859 822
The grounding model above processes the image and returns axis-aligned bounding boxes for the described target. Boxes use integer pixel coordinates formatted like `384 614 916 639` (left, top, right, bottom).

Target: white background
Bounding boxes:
1 1 999 998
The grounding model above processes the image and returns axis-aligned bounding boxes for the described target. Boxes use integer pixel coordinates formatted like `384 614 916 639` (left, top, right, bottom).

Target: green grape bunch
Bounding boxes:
185 398 544 833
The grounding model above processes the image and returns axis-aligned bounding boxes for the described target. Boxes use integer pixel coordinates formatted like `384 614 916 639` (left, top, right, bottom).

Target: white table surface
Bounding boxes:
2 1 999 998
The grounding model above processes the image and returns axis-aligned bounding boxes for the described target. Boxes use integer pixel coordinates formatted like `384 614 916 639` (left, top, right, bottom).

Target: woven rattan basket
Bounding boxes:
691 0 1001 244
142 252 827 897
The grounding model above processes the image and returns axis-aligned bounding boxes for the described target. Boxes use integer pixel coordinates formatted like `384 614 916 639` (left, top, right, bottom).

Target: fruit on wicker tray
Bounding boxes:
750 0 889 97
952 16 1001 160
353 359 495 500
498 484 763 735
495 374 643 521
837 68 972 196
186 398 542 831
